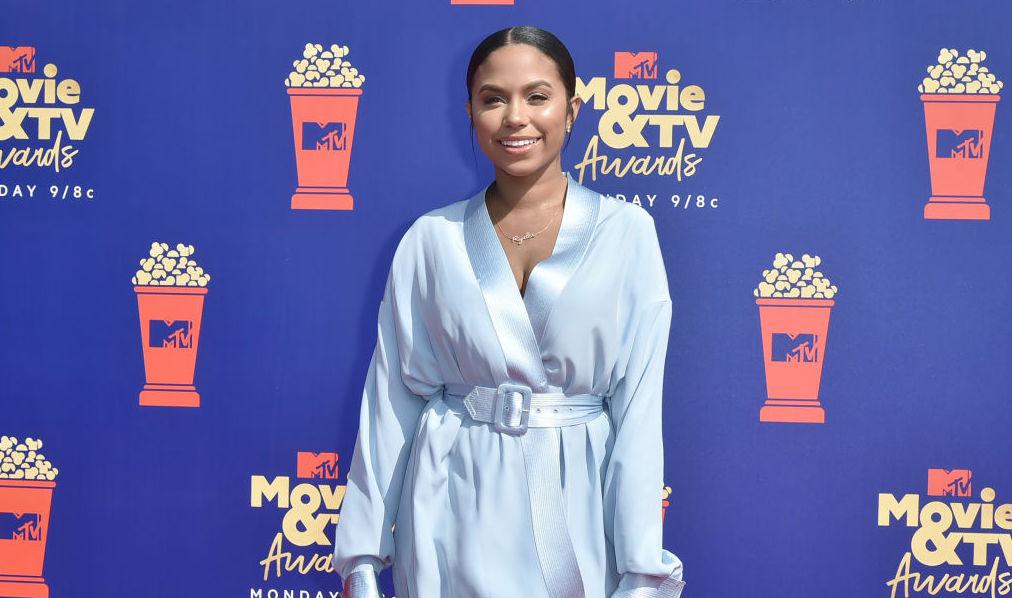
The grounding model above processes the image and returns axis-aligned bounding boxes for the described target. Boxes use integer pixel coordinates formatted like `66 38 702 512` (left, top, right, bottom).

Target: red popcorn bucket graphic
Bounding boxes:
921 94 1000 220
0 480 55 598
288 87 361 211
135 286 207 408
756 298 834 424
661 485 671 522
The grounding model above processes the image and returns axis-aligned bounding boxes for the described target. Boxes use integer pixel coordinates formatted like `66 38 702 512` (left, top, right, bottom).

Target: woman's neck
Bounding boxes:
488 166 568 215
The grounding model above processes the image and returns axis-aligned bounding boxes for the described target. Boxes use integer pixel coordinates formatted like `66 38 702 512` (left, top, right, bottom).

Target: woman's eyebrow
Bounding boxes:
478 79 553 93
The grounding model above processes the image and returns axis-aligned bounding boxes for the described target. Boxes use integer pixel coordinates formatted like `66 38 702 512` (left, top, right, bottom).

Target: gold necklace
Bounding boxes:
488 183 563 246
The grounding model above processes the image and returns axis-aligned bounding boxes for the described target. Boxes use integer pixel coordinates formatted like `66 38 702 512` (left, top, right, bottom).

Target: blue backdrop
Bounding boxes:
2 1 1010 597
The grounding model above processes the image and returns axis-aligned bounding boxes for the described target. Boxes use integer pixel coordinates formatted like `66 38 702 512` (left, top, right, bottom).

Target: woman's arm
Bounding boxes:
333 231 441 597
603 208 685 598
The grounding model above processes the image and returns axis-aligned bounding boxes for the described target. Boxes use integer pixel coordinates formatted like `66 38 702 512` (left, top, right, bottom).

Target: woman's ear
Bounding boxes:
569 96 582 125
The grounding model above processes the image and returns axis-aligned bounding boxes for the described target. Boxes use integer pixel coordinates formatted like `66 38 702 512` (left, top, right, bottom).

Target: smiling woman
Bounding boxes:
463 33 582 297
332 26 686 598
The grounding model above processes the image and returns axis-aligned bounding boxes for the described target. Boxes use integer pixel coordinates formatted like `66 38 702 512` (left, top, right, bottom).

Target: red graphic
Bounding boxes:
757 298 834 424
135 286 208 408
288 88 362 210
297 452 339 480
0 46 36 74
0 480 55 597
927 469 973 497
661 485 672 522
921 94 1000 220
614 52 658 79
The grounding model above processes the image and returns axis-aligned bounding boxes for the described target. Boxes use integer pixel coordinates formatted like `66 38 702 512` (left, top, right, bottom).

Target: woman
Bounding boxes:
333 26 685 598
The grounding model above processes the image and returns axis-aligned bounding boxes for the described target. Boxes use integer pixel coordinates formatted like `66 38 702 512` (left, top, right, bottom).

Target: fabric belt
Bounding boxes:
443 382 606 598
443 382 606 435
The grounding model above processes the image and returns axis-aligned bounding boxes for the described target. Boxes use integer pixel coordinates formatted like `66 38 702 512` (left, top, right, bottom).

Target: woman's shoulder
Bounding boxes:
590 190 669 303
415 196 471 231
594 191 659 240
399 195 470 247
388 194 471 270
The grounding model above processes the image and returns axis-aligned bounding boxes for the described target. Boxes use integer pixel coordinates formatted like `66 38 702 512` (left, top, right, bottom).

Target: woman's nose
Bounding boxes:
504 102 529 125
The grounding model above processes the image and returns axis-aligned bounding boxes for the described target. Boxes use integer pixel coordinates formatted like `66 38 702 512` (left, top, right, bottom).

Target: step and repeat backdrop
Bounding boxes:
1 1 1010 597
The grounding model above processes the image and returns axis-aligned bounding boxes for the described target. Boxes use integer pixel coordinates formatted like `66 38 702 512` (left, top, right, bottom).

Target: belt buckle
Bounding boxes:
493 382 532 436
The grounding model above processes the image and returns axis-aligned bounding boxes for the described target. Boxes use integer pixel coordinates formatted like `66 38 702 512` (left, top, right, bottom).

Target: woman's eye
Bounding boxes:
484 94 549 105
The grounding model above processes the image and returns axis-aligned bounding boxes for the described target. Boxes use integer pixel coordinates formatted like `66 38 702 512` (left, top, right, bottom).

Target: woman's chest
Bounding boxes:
420 236 624 366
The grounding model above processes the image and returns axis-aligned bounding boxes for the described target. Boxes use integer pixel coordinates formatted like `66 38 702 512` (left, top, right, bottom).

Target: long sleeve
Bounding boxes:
333 242 442 596
603 210 685 598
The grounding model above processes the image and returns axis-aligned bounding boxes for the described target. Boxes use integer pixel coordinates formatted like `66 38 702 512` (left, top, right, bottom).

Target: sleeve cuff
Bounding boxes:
341 568 384 598
613 550 685 598
340 556 386 598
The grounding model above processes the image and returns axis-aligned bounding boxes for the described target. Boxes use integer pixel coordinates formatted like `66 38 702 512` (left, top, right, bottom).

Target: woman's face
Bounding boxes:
466 43 581 178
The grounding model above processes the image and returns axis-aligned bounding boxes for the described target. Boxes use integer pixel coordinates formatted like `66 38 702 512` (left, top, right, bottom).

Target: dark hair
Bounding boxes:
465 26 577 156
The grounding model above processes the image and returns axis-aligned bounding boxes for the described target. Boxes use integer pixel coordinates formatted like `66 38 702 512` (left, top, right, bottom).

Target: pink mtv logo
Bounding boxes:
297 451 339 479
927 468 972 497
614 52 658 79
0 46 36 73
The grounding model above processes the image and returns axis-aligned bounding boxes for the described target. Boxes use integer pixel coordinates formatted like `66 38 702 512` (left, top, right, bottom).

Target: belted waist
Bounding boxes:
442 382 606 436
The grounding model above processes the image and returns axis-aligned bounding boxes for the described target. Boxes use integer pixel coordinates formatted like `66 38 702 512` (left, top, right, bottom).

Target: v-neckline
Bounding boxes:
462 171 600 390
482 176 569 301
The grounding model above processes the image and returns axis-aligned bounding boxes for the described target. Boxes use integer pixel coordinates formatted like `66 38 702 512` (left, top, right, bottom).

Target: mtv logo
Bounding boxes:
297 451 339 479
936 129 984 159
927 468 972 497
149 320 193 349
302 122 347 151
0 46 36 73
772 333 819 363
0 512 42 541
614 52 658 79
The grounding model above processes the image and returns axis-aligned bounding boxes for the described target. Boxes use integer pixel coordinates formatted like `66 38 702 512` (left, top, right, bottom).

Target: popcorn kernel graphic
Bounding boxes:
131 242 211 287
0 436 58 481
752 252 837 300
284 43 364 89
918 48 1003 95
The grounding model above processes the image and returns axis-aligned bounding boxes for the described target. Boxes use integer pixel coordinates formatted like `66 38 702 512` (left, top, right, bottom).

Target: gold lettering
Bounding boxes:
259 532 336 582
879 493 920 527
251 475 290 508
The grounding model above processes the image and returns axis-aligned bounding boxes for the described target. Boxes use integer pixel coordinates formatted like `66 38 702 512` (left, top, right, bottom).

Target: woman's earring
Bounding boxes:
566 124 571 133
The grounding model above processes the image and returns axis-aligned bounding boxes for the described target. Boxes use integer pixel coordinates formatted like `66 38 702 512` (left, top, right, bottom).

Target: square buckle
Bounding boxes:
493 382 532 436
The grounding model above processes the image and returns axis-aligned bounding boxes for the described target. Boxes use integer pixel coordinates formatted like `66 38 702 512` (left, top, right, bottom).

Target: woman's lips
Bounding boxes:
497 137 541 154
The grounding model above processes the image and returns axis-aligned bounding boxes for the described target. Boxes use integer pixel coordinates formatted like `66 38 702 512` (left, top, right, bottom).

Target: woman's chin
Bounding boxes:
493 160 552 179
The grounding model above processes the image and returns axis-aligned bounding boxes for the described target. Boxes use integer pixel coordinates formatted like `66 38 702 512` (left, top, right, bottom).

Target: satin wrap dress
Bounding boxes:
332 172 686 598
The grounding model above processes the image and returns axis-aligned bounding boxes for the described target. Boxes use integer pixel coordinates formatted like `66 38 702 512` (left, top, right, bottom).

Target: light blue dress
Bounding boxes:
333 171 685 598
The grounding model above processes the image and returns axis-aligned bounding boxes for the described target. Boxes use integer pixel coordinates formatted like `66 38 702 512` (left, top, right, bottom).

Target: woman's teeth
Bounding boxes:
499 138 540 147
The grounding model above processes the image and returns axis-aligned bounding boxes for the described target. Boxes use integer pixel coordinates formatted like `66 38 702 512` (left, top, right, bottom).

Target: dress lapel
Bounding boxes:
523 172 600 345
462 171 600 392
